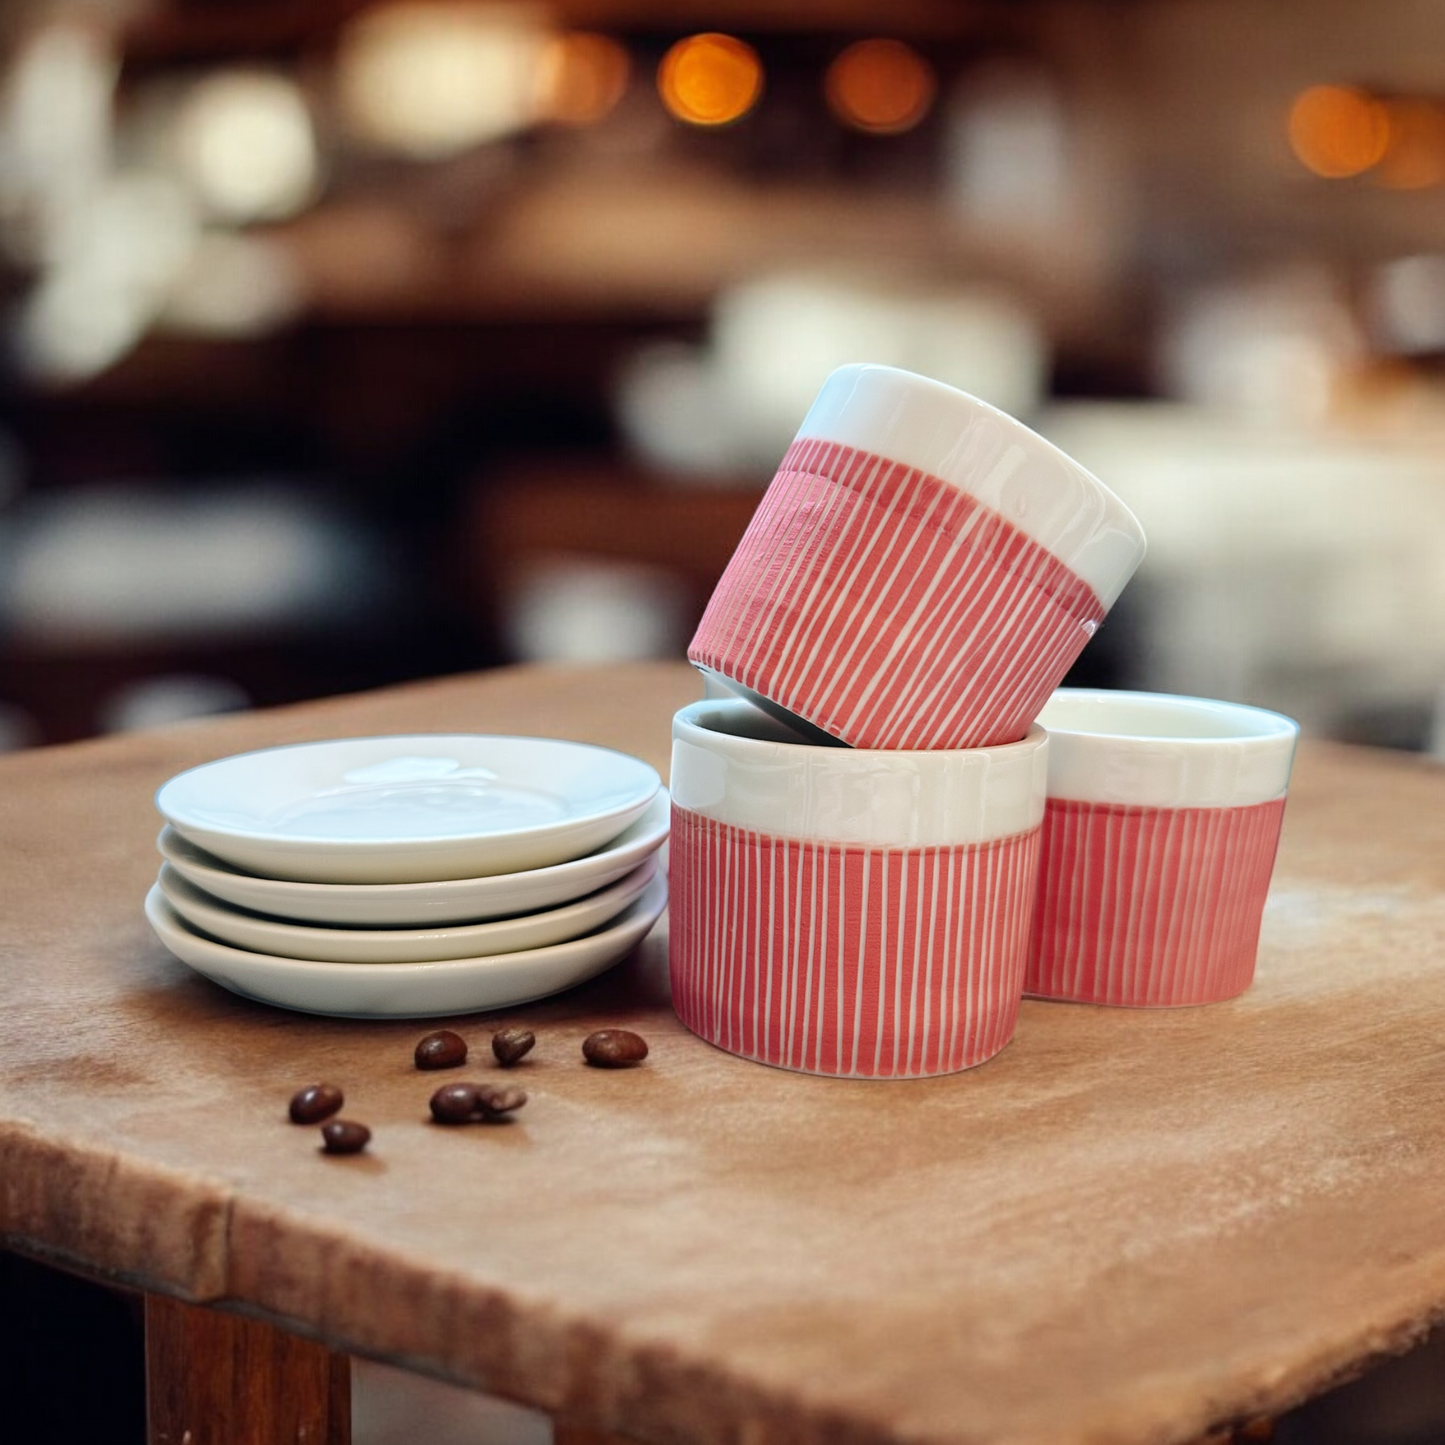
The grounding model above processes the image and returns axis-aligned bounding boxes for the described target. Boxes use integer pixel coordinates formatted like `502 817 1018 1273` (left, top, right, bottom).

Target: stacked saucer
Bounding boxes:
145 735 668 1018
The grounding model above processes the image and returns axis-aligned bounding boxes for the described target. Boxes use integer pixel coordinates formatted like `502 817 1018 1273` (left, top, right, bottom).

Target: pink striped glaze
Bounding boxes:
1025 796 1288 1007
689 437 1108 752
669 804 1041 1077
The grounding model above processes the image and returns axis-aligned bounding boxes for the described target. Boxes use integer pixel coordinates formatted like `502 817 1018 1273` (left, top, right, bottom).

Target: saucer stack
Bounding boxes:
146 735 668 1018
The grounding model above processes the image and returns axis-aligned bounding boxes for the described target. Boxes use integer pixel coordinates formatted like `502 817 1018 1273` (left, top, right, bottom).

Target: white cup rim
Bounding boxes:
672 699 1048 847
1037 689 1299 809
1038 689 1298 745
675 697 1047 768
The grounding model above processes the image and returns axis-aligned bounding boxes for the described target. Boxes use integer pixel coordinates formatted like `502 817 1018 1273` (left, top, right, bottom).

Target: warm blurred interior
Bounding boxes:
3 0 1445 751
6 4 1445 1441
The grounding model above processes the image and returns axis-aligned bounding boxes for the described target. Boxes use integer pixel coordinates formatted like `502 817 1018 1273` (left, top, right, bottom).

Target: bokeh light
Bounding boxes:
338 2 550 159
657 34 762 127
1376 99 1445 190
536 31 631 126
175 70 318 223
1287 84 1390 179
162 232 304 339
825 39 936 135
17 172 199 382
0 23 116 267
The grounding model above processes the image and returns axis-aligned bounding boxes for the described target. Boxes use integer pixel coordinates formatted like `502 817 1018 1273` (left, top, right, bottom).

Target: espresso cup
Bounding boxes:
689 364 1146 751
1025 689 1299 1008
668 697 1047 1077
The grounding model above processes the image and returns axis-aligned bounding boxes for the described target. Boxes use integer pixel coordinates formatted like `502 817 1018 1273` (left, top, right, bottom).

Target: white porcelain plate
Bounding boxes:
144 875 668 1019
156 790 670 926
156 735 661 884
156 856 659 964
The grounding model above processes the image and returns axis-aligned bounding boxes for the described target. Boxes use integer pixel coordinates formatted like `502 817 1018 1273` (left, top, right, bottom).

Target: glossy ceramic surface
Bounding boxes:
156 735 660 884
689 365 1146 751
144 875 668 1019
670 698 1047 847
1026 688 1298 1007
1036 689 1298 808
156 857 658 964
155 790 670 927
667 698 1047 1076
670 805 1039 1078
796 364 1146 603
1025 793 1287 1007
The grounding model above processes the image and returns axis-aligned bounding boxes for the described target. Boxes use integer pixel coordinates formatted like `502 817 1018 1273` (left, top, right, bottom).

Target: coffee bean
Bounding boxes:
320 1119 371 1155
429 1081 482 1124
582 1029 648 1068
414 1029 468 1070
289 1083 344 1124
476 1085 527 1120
491 1027 535 1068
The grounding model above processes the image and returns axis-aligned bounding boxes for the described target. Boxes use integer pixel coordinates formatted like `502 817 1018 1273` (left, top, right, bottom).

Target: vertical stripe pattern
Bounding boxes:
1025 796 1288 1007
689 437 1108 751
669 804 1041 1077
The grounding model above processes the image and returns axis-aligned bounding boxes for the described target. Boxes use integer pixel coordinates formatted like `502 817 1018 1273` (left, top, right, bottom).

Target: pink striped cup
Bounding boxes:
1026 689 1299 1008
689 364 1147 751
668 697 1047 1077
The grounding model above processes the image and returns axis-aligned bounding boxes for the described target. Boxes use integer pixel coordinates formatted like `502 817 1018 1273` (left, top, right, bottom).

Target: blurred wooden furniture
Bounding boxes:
145 1295 350 1445
2 662 1444 1445
466 461 764 646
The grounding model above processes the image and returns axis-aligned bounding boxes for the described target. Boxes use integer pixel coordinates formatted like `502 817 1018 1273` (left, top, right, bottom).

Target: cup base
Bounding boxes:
673 1011 1017 1078
1022 983 1254 1009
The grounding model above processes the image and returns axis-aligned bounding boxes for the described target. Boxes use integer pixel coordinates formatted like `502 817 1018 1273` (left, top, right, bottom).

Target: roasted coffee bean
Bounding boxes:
476 1085 527 1119
289 1083 343 1125
429 1081 482 1124
582 1029 648 1068
491 1027 535 1068
414 1029 468 1070
320 1119 371 1155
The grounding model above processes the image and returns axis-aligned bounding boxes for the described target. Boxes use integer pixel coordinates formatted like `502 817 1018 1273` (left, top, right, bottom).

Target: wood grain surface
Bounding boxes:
146 1293 350 1445
2 661 1444 1445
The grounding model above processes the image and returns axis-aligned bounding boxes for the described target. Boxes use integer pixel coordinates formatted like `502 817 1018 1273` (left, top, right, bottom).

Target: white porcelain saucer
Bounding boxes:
156 735 661 884
144 875 668 1018
156 789 670 927
156 856 658 964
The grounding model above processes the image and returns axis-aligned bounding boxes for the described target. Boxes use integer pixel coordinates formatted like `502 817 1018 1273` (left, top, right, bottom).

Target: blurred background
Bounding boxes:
1 0 1444 754
5 3 1445 1441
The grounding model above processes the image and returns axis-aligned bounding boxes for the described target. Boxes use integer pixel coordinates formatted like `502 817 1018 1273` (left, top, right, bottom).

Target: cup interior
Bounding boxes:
683 698 822 747
681 696 1046 761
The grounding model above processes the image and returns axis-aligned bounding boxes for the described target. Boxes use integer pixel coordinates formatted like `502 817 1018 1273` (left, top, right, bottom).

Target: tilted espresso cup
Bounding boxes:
689 363 1146 751
668 697 1048 1077
1025 689 1299 1008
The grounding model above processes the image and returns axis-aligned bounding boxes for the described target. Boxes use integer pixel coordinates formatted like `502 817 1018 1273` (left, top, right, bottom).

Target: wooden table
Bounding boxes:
3 661 1444 1445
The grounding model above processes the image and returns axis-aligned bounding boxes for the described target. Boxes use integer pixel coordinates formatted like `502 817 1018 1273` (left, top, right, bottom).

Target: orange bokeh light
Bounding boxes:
657 33 762 127
538 31 631 126
1288 84 1390 178
825 39 936 135
1376 99 1445 189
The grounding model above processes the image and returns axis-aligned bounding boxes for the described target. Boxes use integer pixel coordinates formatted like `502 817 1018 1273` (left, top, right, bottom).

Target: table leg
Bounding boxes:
145 1293 350 1445
1187 1423 1275 1445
